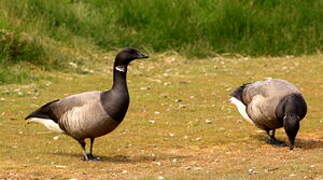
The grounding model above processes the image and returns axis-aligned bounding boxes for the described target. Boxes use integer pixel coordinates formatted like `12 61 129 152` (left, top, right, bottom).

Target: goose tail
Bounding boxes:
25 99 63 133
229 97 254 125
26 118 64 133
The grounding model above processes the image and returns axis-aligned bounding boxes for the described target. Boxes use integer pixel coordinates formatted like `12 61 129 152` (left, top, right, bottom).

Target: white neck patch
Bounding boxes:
115 66 126 72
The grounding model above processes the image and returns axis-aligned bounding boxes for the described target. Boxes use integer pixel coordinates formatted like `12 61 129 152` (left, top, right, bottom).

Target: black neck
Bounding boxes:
112 65 128 91
101 64 130 122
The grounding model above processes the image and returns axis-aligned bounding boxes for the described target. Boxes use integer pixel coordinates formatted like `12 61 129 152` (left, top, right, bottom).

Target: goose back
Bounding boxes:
242 79 300 104
242 79 302 130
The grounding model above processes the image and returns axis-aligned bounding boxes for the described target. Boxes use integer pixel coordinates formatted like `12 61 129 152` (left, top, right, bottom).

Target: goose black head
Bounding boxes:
277 93 307 150
283 114 300 150
114 48 149 67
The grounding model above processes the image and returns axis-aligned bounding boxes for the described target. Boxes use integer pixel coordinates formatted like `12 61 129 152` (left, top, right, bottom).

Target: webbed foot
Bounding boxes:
82 153 100 161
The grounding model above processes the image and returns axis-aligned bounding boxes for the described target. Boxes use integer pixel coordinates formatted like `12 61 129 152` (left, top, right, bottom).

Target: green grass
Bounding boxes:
1 0 322 59
0 66 37 85
0 54 322 179
0 0 322 84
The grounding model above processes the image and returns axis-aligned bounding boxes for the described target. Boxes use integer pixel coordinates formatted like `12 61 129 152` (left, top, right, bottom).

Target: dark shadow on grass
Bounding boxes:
49 152 190 163
250 134 323 150
250 134 288 148
295 138 323 150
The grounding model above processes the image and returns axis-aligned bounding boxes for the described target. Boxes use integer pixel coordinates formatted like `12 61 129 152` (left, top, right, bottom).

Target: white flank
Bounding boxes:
27 118 64 133
229 97 254 124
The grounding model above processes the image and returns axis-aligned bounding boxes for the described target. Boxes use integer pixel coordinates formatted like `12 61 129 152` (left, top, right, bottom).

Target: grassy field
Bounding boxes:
1 0 322 84
1 0 322 64
0 53 322 179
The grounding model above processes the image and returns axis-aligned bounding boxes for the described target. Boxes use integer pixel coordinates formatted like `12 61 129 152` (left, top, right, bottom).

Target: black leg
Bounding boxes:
89 138 95 155
265 129 286 147
270 129 277 140
86 138 99 161
78 140 89 161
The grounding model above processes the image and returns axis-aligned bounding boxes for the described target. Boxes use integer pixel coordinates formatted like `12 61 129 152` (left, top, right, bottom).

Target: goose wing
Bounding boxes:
25 91 102 123
242 79 300 104
25 91 118 138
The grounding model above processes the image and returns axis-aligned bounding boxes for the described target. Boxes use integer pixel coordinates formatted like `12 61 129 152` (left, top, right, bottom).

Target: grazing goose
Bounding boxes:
229 79 307 150
25 48 149 161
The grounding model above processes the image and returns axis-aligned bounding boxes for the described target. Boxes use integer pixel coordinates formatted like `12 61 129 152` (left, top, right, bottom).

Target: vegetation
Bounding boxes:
0 0 322 80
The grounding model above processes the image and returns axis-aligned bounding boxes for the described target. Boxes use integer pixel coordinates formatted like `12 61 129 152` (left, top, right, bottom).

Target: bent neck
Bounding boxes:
112 65 128 91
276 93 307 123
283 115 300 150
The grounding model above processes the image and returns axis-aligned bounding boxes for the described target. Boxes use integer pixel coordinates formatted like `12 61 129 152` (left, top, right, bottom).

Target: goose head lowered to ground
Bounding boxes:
229 79 307 150
25 48 148 161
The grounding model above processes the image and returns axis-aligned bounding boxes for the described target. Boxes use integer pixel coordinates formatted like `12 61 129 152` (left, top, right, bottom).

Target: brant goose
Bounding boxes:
229 79 307 150
25 48 149 161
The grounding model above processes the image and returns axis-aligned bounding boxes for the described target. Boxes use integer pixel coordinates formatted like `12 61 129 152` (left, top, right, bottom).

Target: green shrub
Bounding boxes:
0 30 47 65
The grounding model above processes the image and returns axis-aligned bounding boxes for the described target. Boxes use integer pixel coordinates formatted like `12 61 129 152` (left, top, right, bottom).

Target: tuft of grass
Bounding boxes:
0 30 46 65
0 67 37 85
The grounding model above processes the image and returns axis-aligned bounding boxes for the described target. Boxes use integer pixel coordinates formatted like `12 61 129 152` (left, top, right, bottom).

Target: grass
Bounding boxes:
0 0 322 84
0 53 322 179
1 0 322 59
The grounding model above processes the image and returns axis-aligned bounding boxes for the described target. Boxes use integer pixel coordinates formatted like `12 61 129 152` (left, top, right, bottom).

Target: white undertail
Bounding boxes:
229 97 254 124
27 118 64 133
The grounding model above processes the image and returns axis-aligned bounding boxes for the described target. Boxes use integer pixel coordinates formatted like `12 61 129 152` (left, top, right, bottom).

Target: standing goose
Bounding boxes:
229 79 307 150
25 48 149 161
